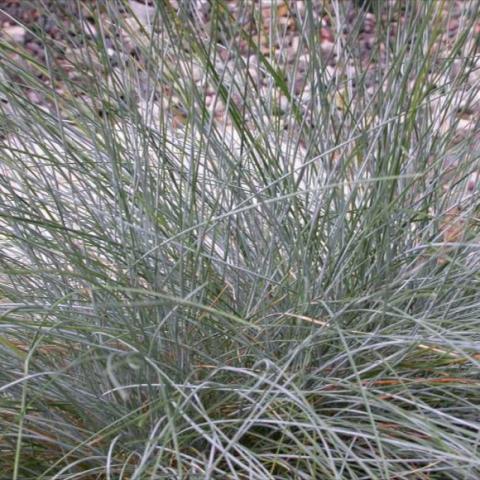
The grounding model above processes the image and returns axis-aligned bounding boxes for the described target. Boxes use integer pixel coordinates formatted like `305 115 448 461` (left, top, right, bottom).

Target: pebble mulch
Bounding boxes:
0 1 472 115
1 0 479 257
1 2 479 182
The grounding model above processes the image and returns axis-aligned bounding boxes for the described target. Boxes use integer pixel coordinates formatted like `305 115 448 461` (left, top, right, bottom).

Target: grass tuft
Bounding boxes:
1 0 480 478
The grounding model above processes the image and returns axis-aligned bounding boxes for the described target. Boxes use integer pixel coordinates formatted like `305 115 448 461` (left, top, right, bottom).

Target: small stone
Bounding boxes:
294 78 305 95
467 172 479 191
468 64 480 85
290 35 300 53
260 86 270 98
298 53 310 70
301 88 312 104
248 67 259 83
325 66 335 81
345 65 357 79
129 0 156 27
363 13 376 34
457 118 474 130
25 41 42 55
226 59 237 73
279 95 289 112
191 64 203 82
450 59 464 80
208 95 225 115
449 18 459 35
277 3 289 17
286 46 298 63
81 20 97 38
172 113 187 129
205 94 213 107
218 48 230 62
27 90 42 104
295 1 306 16
248 54 258 66
3 25 26 43
320 40 334 57
320 27 334 42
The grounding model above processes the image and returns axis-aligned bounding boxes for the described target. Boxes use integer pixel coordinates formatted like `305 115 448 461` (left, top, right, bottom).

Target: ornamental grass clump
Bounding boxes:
1 1 480 478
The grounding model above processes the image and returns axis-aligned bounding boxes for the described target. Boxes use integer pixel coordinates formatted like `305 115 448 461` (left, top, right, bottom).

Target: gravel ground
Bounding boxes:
0 1 472 104
1 1 479 191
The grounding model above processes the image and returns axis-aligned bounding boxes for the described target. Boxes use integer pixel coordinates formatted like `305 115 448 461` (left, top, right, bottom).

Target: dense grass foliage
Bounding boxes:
1 1 480 478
